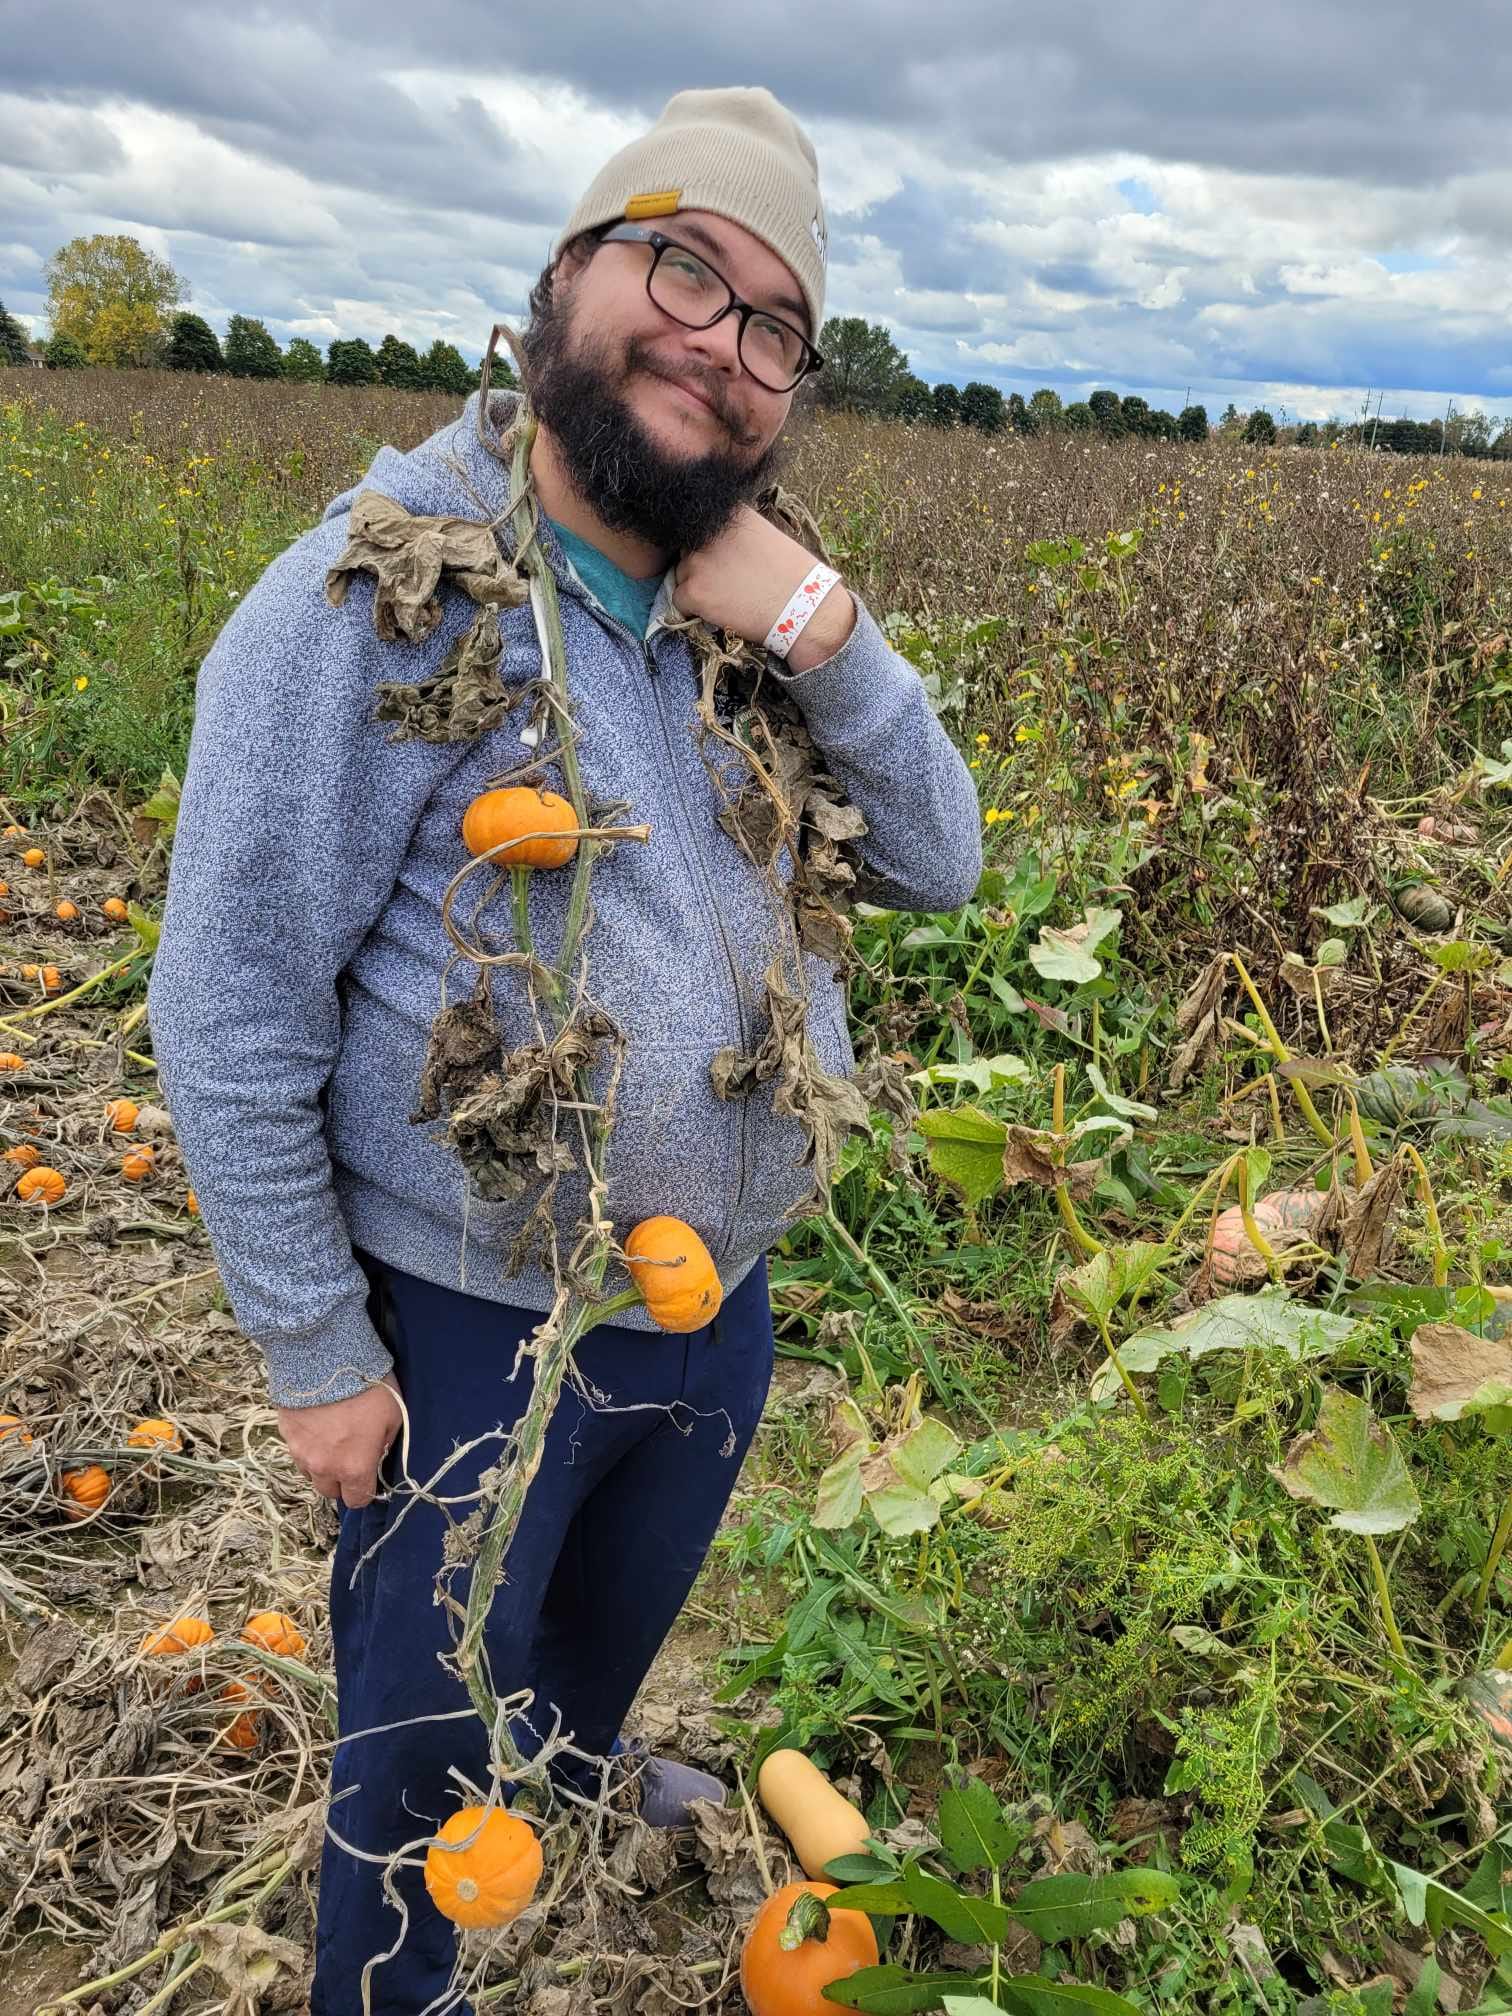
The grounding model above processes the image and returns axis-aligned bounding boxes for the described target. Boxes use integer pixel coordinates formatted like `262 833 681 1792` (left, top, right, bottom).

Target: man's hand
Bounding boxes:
672 505 856 676
276 1371 402 1510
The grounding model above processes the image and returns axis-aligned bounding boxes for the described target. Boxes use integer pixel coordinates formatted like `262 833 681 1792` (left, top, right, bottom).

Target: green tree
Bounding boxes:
1244 407 1277 444
931 381 962 428
44 332 86 369
1149 409 1180 440
1028 387 1063 430
224 315 282 379
1219 402 1241 430
1062 400 1093 432
164 312 223 374
419 339 474 395
46 233 183 367
1088 389 1125 437
892 373 934 423
960 381 1007 434
1120 394 1151 436
376 333 424 390
0 301 29 365
814 315 910 415
282 337 326 383
1294 420 1319 446
1178 403 1208 441
326 337 378 386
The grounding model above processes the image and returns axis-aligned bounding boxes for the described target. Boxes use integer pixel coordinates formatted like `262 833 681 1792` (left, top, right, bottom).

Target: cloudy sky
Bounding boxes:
5 1 1510 426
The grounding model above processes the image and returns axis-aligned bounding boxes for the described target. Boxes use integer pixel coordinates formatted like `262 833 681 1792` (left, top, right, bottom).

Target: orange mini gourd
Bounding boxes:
121 1146 155 1182
0 880 9 897
128 1417 183 1453
106 1098 139 1133
0 1413 35 1447
141 1615 215 1692
625 1216 723 1332
3 1144 41 1168
40 966 60 993
17 1166 66 1205
55 900 78 922
102 897 129 922
59 1464 111 1519
217 1678 264 1751
423 1807 543 1929
3 824 25 839
461 786 578 870
186 1189 199 1215
740 1882 879 2016
0 1054 23 1073
21 848 45 868
243 1610 307 1659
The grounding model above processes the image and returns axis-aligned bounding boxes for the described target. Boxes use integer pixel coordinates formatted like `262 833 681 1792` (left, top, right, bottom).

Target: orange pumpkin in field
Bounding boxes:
1208 1189 1325 1288
423 1807 544 1928
4 1144 41 1169
740 1882 879 2016
55 900 78 922
17 1166 66 1206
120 1146 155 1182
625 1216 723 1332
242 1611 307 1660
461 786 578 869
127 1417 183 1453
59 1464 111 1519
141 1615 215 1692
102 897 129 922
21 848 45 869
0 1413 35 1447
106 1098 139 1133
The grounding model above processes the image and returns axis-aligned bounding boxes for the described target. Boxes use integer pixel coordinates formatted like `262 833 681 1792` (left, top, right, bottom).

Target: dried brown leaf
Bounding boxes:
325 489 527 644
1408 1322 1512 1421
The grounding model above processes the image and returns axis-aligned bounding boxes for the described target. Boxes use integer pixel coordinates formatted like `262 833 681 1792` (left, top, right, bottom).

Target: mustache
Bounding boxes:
625 344 758 447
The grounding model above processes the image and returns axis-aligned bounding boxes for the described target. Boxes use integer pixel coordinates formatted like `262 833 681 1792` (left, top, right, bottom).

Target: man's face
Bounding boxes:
521 208 807 556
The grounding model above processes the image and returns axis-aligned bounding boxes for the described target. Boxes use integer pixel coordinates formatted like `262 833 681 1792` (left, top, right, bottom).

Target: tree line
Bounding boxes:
0 233 510 396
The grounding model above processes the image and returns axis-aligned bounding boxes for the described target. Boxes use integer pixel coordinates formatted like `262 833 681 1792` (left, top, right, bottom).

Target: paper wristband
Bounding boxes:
763 564 842 660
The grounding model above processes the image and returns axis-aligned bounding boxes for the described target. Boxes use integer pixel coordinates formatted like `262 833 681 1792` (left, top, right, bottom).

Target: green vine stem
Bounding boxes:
1473 1491 1512 1618
1363 1533 1409 1663
1051 1063 1105 1257
1399 1142 1450 1287
1230 950 1333 1148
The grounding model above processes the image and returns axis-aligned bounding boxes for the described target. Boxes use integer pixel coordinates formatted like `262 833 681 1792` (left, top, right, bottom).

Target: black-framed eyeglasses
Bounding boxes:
599 222 823 394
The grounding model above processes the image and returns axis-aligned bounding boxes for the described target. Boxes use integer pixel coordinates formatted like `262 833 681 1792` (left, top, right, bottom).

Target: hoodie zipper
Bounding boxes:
542 553 753 1262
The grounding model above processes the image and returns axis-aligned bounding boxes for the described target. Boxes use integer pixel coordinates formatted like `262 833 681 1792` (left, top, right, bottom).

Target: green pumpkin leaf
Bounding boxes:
1085 1061 1157 1122
1271 1387 1421 1534
1007 1869 1182 1941
889 1417 962 1491
814 1444 866 1530
1028 906 1122 985
867 1482 943 1537
127 902 162 952
914 1105 1008 1208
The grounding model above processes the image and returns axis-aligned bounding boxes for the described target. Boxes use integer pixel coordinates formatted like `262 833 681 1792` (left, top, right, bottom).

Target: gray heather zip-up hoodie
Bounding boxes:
147 391 982 1408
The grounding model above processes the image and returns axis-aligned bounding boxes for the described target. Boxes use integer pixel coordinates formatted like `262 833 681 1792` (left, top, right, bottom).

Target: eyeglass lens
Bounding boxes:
648 244 808 389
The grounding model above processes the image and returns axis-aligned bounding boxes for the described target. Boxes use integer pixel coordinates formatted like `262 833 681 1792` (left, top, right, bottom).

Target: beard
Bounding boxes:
520 285 785 556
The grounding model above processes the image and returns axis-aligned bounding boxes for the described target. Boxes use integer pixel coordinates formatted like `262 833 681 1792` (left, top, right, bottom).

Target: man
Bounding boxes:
149 86 981 2013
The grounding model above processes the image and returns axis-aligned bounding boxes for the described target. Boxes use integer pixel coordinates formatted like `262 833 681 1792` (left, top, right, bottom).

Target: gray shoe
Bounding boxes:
618 1736 728 1828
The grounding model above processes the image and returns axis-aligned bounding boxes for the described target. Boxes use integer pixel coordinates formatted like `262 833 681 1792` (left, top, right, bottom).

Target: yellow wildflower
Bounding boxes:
74 675 89 692
975 731 991 747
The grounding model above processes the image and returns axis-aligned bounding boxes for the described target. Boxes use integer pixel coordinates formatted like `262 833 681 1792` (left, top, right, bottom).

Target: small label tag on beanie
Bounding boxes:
626 189 681 219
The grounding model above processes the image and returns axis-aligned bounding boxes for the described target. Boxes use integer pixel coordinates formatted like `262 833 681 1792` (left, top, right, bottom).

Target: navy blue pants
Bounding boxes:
310 1246 775 2015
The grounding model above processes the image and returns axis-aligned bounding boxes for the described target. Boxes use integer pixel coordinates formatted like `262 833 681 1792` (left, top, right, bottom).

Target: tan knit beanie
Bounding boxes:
555 86 828 338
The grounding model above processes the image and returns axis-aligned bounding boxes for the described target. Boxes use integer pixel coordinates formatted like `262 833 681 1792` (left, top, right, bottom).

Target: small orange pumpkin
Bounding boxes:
740 1881 879 2016
0 1053 24 1073
141 1615 215 1692
217 1678 264 1751
3 824 25 839
625 1216 723 1332
461 786 578 869
19 964 37 980
0 1413 35 1447
102 897 129 922
186 1189 199 1215
423 1807 544 1929
105 1098 139 1133
59 1464 111 1519
16 1166 66 1205
0 880 9 897
4 1143 41 1168
1209 1188 1324 1288
40 966 61 993
242 1610 308 1660
127 1417 183 1453
21 848 45 869
120 1146 155 1182
54 900 78 922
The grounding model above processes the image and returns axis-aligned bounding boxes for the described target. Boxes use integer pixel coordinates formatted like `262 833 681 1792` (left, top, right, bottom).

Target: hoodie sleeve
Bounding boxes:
147 521 467 1408
767 593 983 914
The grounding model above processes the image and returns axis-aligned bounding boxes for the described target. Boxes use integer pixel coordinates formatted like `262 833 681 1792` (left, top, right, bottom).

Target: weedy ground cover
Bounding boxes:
0 367 1510 2014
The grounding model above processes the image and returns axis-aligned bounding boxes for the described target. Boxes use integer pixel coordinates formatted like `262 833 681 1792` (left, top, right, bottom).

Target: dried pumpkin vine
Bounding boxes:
324 322 914 1799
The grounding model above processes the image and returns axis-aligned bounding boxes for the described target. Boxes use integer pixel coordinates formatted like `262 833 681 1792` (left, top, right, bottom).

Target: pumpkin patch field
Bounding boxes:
2 367 1512 2015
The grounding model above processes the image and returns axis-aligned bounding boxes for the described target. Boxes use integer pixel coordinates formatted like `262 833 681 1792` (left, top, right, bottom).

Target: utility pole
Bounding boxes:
1368 390 1385 452
1440 397 1455 457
